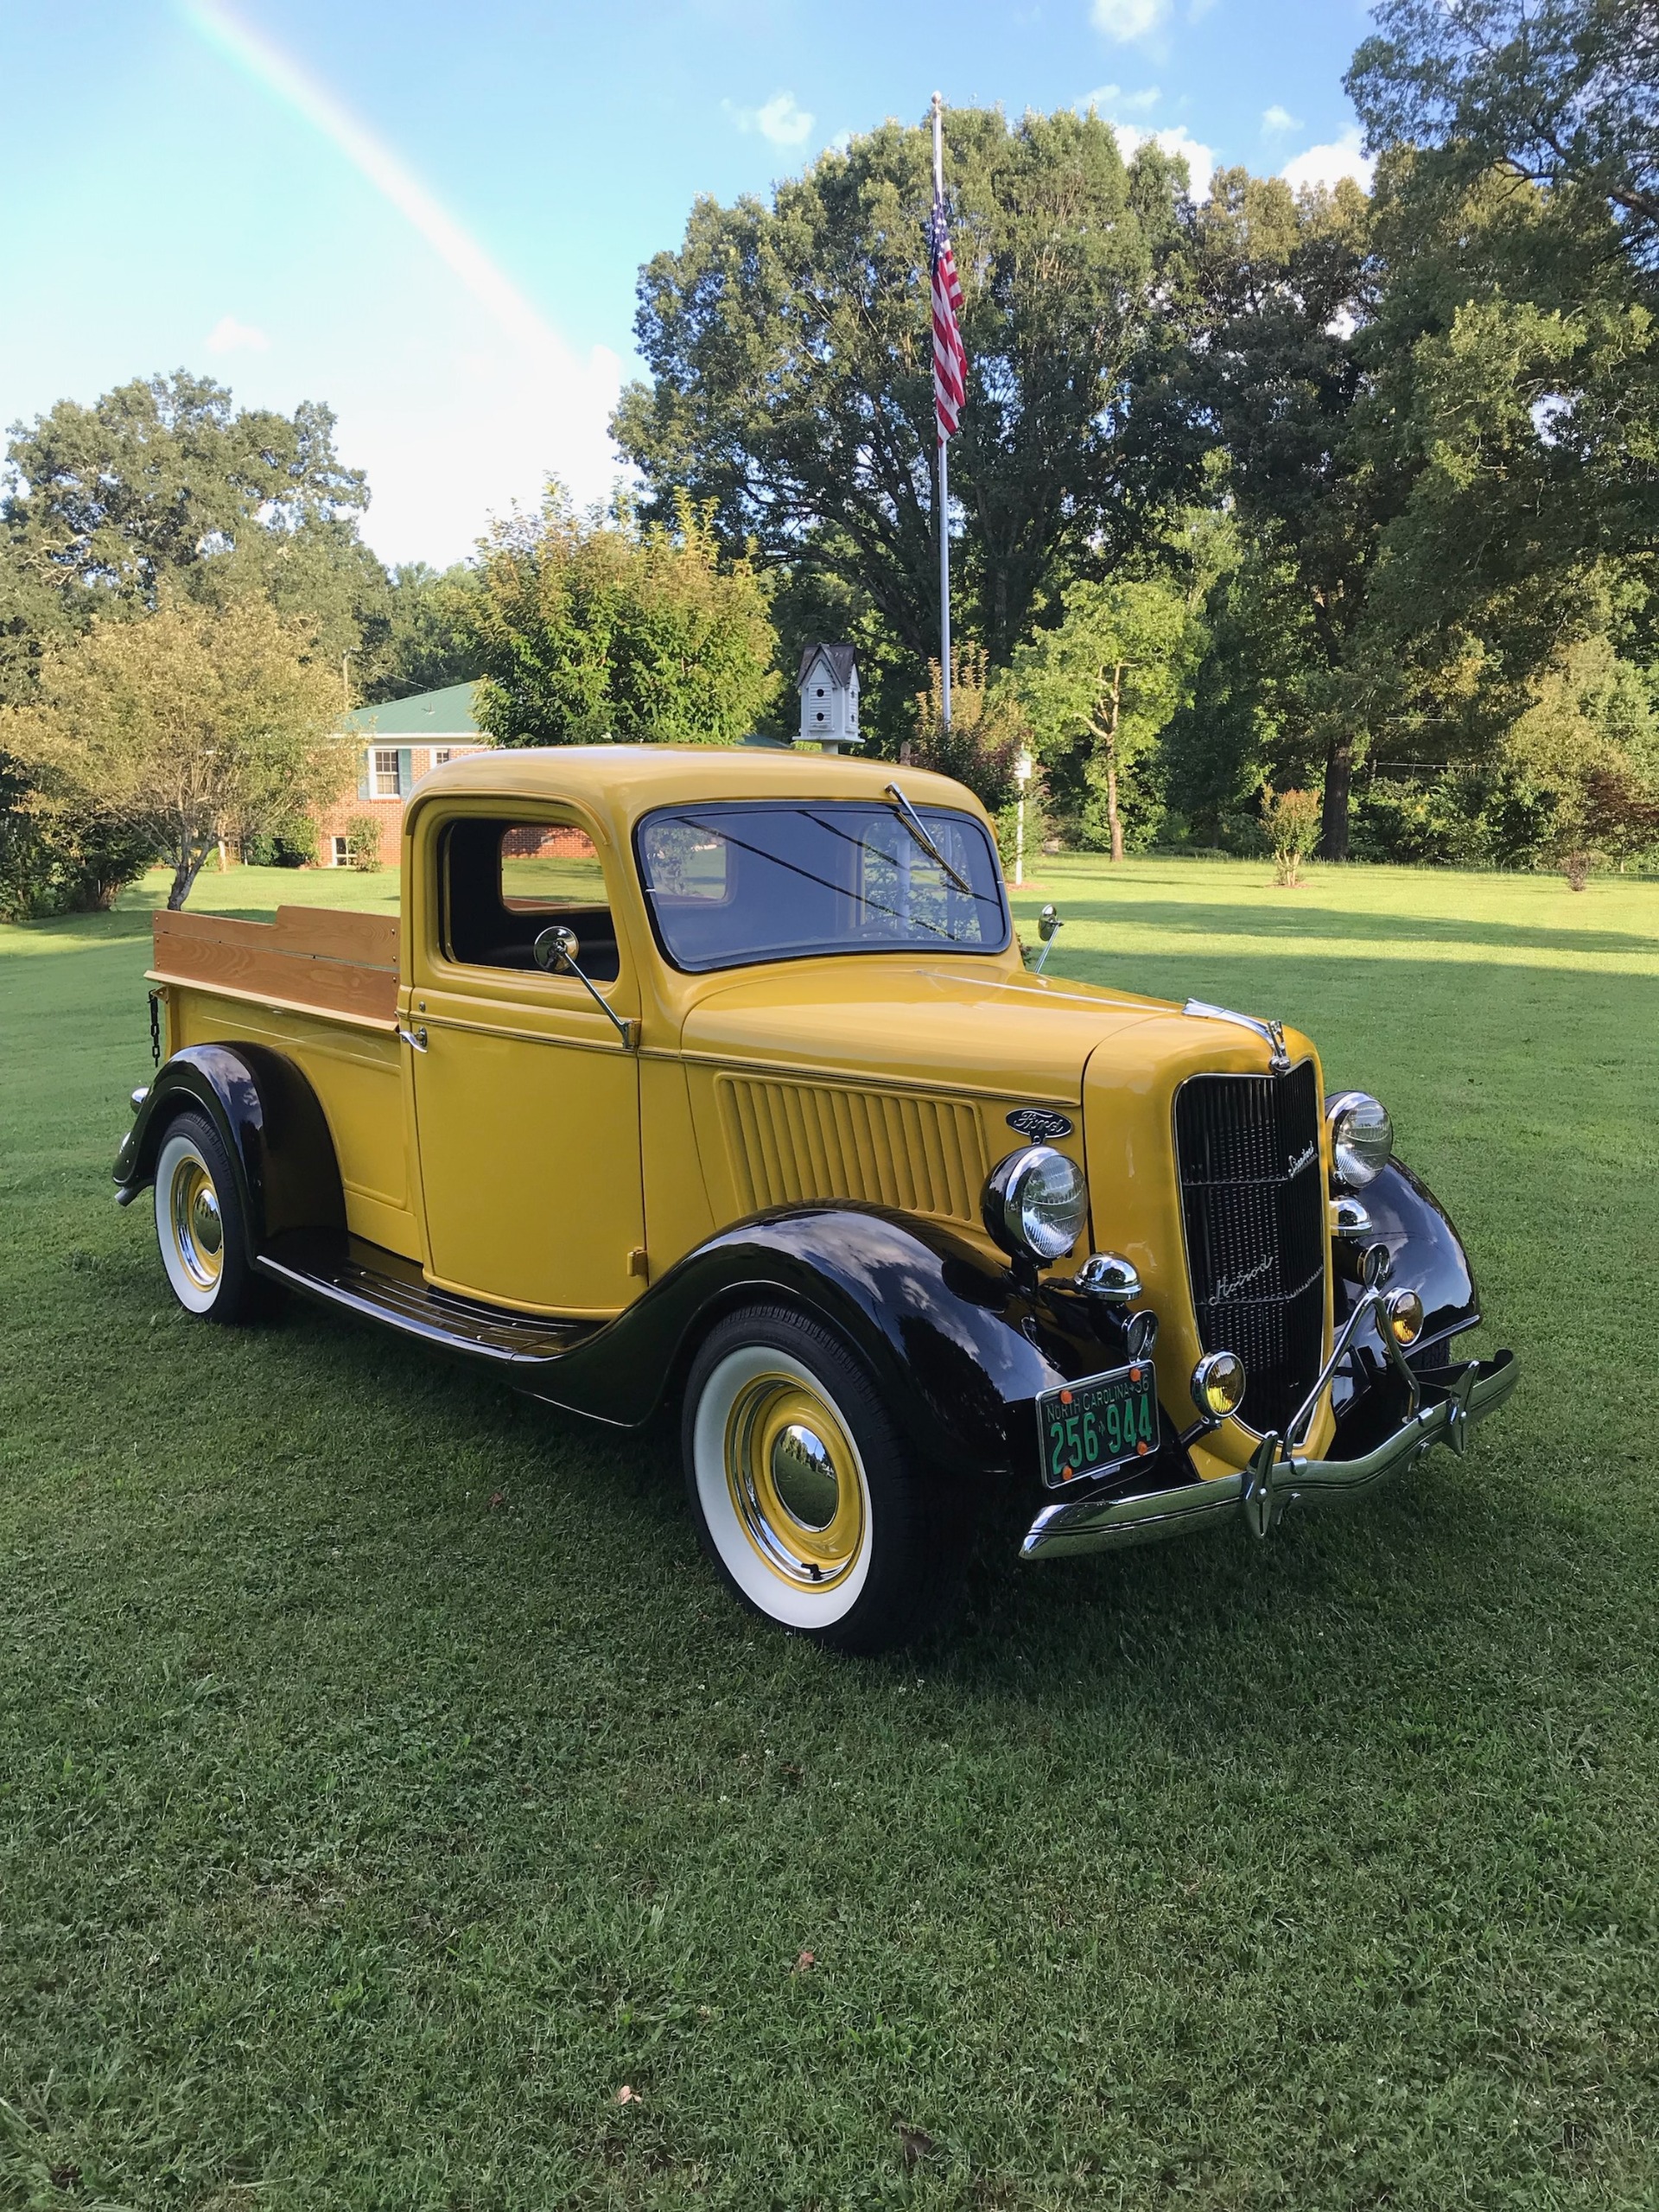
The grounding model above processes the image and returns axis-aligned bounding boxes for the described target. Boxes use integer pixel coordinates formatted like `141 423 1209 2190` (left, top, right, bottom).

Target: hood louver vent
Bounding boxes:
719 1077 987 1224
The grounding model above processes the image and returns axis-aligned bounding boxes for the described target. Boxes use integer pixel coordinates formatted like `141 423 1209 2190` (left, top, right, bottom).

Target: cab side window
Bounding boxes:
442 818 620 980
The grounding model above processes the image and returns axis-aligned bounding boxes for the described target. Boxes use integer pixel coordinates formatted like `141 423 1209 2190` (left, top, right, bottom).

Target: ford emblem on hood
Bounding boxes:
1007 1106 1074 1141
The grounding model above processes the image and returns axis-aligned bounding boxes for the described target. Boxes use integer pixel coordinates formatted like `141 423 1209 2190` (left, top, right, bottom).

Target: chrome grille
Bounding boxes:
1174 1061 1326 1435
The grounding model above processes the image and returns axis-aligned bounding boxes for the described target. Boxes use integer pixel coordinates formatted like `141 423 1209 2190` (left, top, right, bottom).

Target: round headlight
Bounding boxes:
1191 1350 1246 1421
982 1146 1089 1265
1325 1090 1393 1189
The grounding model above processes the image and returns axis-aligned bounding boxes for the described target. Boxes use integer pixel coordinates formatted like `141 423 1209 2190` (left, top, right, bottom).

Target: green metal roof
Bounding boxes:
346 680 482 738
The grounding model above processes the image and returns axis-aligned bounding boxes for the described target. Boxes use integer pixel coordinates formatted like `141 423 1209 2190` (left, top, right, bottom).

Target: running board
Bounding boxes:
257 1230 601 1368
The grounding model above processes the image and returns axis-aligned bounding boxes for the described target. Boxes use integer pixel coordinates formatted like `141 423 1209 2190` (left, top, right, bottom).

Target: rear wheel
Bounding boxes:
682 1304 965 1654
154 1111 268 1325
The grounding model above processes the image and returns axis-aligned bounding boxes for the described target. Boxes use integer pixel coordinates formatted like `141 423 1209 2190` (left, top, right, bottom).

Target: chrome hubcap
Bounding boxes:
769 1422 839 1531
723 1373 865 1590
169 1155 224 1293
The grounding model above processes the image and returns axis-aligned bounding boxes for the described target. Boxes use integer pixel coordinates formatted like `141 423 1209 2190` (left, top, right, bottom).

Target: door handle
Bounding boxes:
397 1025 429 1052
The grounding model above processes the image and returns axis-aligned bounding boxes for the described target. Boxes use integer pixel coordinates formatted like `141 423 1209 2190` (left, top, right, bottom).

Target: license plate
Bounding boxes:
1035 1362 1160 1489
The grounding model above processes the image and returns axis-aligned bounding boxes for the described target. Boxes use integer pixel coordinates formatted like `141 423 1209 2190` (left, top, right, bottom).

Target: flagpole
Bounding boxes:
932 89 951 734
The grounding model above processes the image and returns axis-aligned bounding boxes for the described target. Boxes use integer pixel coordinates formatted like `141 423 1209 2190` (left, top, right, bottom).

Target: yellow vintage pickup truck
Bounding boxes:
117 747 1516 1650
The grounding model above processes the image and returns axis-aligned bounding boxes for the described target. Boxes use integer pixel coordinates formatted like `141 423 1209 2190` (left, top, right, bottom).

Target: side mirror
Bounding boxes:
532 924 579 973
1038 904 1061 943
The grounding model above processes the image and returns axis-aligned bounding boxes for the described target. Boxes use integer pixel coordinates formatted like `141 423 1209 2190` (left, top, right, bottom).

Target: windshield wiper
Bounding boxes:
884 781 974 895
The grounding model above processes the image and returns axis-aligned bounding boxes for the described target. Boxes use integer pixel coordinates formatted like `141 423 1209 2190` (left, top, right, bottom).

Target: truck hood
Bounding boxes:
679 960 1173 1104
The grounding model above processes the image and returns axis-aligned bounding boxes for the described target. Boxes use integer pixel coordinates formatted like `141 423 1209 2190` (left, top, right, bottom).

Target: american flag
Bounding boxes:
928 194 967 440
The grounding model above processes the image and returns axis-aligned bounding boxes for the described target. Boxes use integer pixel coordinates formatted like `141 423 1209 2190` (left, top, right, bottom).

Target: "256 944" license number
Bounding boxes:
1036 1362 1160 1488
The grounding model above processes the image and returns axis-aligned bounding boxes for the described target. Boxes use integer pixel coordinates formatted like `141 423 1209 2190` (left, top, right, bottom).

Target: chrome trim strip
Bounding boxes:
1019 1350 1517 1561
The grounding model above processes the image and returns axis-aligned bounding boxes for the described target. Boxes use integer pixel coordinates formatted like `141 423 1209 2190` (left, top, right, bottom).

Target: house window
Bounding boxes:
434 748 452 766
331 835 350 867
372 747 401 798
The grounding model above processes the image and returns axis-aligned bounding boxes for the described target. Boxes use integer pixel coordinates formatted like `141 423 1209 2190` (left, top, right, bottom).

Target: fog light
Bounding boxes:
1125 1308 1159 1361
1191 1350 1246 1421
1385 1288 1424 1345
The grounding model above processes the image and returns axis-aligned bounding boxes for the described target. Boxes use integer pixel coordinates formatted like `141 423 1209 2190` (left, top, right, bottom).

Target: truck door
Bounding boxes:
407 806 645 1317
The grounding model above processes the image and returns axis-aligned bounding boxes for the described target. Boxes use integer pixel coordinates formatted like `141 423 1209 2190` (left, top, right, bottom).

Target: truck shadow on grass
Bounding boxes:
245 1279 1571 1762
1016 893 1659 963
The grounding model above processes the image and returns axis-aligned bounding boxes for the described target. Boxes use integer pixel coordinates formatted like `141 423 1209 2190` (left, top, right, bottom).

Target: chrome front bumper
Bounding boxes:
1020 1349 1518 1561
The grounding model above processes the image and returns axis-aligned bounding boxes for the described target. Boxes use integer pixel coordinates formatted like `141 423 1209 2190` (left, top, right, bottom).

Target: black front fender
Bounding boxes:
1338 1156 1480 1357
525 1206 1112 1481
115 1045 344 1256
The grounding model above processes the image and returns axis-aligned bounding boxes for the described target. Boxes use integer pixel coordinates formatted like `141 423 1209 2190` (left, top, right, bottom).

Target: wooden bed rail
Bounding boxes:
149 904 400 1027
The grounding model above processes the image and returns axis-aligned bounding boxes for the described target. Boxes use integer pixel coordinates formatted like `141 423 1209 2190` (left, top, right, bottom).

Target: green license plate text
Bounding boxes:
1036 1362 1160 1488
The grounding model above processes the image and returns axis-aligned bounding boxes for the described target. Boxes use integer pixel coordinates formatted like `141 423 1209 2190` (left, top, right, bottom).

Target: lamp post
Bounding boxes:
1014 747 1034 888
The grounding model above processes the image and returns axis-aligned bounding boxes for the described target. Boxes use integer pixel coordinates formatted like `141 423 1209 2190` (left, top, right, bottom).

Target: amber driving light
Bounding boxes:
1384 1288 1424 1345
1191 1350 1246 1421
982 1146 1089 1265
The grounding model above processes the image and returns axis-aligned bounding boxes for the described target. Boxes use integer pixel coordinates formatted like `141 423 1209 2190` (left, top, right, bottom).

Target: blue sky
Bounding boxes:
0 0 1377 568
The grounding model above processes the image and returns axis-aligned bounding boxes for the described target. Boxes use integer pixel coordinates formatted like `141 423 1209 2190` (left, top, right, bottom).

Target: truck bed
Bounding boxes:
149 905 399 1027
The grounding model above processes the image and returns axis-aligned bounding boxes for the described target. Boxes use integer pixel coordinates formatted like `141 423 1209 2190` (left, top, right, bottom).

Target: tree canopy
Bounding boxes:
467 489 779 747
2 594 350 911
614 109 1193 689
1349 0 1659 268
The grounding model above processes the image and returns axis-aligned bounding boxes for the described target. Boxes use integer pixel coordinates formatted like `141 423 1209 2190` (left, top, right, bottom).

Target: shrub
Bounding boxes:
345 814 385 872
1266 786 1321 887
0 754 153 918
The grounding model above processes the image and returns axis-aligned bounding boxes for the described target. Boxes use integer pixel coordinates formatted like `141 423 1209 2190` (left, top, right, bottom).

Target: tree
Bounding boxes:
2 595 350 912
358 563 480 703
1348 0 1659 271
1 369 397 709
907 645 1029 816
1342 5 1659 851
1146 167 1380 856
613 108 1194 690
4 372 369 608
1014 577 1203 858
467 486 779 747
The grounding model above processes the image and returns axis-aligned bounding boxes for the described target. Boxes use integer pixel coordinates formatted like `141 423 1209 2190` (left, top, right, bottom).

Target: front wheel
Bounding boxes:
154 1110 270 1324
682 1304 966 1654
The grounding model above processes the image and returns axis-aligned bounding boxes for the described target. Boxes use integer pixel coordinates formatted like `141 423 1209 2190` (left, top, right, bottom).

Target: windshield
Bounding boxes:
635 800 1010 973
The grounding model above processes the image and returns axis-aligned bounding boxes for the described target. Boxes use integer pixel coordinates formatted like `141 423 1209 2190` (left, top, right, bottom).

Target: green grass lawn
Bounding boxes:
3 855 1657 2209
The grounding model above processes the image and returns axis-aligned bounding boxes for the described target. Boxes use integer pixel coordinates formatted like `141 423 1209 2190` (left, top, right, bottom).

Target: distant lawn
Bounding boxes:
3 855 1657 2209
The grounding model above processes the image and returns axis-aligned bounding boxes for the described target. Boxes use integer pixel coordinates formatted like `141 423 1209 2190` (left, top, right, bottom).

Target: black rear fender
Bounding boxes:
115 1044 344 1258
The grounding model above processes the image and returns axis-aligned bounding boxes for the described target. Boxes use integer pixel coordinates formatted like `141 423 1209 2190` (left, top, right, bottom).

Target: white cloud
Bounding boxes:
1261 104 1300 135
1112 121 1215 200
724 91 815 149
1082 81 1160 113
344 341 626 569
1090 0 1170 42
206 315 270 355
1281 128 1376 194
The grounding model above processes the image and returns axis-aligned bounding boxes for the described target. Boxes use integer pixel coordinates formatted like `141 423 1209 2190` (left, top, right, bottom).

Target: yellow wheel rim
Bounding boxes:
168 1152 224 1294
724 1371 866 1591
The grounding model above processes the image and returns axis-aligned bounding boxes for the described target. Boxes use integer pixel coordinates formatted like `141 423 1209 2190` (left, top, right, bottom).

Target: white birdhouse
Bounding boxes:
796 644 862 752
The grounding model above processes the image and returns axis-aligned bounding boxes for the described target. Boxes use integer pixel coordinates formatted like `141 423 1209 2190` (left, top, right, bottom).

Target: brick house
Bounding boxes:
320 681 493 868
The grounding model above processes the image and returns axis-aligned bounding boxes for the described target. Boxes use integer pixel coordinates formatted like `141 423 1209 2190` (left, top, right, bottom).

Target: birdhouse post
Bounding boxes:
796 645 862 753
